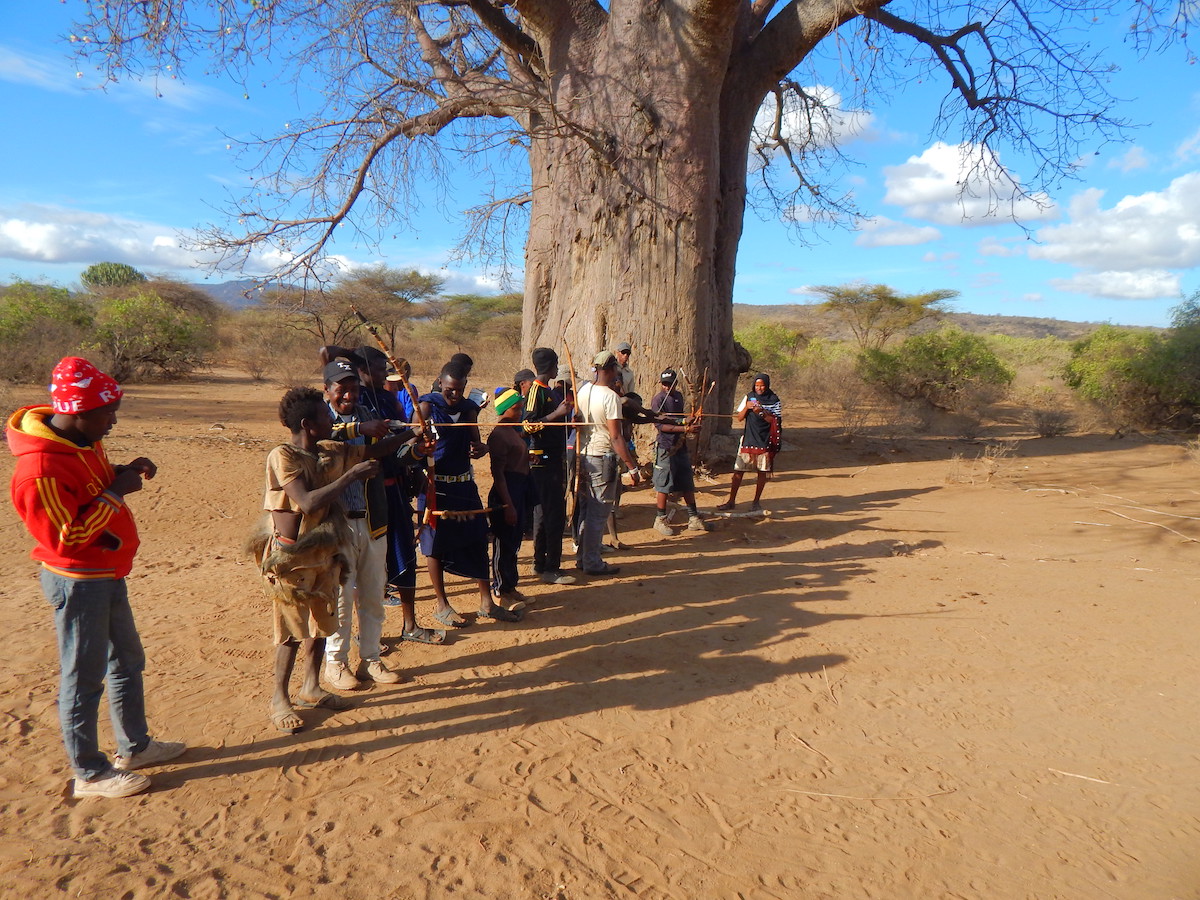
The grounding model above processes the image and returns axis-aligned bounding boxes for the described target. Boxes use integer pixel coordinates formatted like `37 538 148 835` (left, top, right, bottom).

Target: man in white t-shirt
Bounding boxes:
575 351 639 576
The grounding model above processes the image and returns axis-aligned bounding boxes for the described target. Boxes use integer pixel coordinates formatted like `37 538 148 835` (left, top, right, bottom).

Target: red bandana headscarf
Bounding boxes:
50 357 123 414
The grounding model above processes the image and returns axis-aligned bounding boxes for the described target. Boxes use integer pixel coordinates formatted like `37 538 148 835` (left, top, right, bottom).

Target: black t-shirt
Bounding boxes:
651 388 685 451
523 380 566 456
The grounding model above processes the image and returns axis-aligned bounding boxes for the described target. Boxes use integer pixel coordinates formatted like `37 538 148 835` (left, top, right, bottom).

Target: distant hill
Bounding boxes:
187 279 295 309
733 302 1161 341
187 281 1158 339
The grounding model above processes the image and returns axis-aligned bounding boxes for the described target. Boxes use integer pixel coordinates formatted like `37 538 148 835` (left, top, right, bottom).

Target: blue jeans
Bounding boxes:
577 454 618 571
40 571 149 780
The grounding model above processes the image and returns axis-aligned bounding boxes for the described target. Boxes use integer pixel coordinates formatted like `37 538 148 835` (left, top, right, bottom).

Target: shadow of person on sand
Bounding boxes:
163 517 950 783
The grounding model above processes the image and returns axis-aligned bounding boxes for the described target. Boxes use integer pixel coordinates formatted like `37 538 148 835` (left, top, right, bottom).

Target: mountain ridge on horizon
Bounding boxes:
185 280 1157 340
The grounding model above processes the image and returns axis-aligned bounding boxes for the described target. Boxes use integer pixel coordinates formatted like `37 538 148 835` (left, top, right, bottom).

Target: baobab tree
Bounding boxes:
71 1 1191 434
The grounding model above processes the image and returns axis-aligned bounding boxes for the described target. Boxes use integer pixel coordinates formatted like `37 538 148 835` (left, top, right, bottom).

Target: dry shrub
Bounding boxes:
1184 438 1200 465
1026 407 1074 437
0 318 90 384
795 349 875 435
947 439 1018 483
0 381 16 423
876 399 927 438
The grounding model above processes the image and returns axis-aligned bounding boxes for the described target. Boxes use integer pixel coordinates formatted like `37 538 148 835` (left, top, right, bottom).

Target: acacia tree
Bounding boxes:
331 266 445 348
73 1 1191 436
813 283 957 351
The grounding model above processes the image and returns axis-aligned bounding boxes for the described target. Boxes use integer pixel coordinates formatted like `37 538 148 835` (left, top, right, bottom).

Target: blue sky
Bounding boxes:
1 5 1197 327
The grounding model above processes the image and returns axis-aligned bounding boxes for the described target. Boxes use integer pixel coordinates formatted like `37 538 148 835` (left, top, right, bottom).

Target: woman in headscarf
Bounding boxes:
716 373 782 513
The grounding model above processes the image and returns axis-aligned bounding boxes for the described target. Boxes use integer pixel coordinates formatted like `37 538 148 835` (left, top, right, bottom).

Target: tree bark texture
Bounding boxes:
520 0 863 438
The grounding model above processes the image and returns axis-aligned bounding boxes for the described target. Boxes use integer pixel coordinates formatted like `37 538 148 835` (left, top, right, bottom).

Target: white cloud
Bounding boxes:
0 45 75 91
882 142 1055 226
1176 128 1200 163
752 85 875 153
440 270 502 294
854 216 940 247
1022 293 1044 303
787 285 825 298
978 236 1023 258
0 204 200 270
0 44 228 110
1030 173 1200 270
1051 270 1181 300
1108 146 1149 172
922 250 960 263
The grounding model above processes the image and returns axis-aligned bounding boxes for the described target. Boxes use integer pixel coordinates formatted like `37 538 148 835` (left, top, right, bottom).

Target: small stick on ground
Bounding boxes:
1116 503 1200 521
789 732 833 763
1048 768 1114 785
1100 509 1199 543
848 466 869 478
821 666 839 705
784 788 956 802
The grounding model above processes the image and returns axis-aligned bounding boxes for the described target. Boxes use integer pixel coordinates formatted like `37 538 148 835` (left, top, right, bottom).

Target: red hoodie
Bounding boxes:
7 405 140 579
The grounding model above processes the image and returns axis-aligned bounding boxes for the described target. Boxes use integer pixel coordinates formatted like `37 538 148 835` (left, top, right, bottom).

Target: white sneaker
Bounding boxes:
653 517 674 536
114 739 187 771
539 570 577 585
687 515 710 532
74 767 150 799
361 659 403 684
325 661 362 691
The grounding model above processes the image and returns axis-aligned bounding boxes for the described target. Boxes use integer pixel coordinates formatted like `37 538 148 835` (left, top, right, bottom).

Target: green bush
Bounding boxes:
733 321 806 379
983 334 1072 375
859 326 1014 413
80 262 147 290
1062 324 1200 428
89 290 217 381
0 280 94 382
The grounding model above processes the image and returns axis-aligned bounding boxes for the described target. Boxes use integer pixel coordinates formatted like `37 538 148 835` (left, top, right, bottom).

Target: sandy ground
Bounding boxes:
1 368 1199 900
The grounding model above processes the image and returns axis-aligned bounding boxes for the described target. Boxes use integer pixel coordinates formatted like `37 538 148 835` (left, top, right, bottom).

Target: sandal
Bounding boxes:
270 704 303 734
401 626 447 645
477 604 523 623
433 607 470 628
714 501 736 511
294 691 354 711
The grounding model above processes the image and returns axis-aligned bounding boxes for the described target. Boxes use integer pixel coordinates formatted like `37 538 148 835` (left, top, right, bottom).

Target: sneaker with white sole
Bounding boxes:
687 515 710 532
653 516 674 536
539 570 577 585
325 661 362 691
360 659 403 684
114 739 187 771
74 767 150 799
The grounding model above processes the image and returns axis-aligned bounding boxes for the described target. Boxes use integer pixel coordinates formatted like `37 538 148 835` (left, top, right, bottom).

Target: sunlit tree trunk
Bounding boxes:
522 4 754 441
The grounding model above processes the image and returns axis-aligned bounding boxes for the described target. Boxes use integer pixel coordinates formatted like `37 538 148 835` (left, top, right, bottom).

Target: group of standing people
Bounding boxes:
6 347 782 798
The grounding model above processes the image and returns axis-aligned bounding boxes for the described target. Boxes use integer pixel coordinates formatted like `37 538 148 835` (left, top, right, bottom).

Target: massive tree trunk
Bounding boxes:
522 4 754 443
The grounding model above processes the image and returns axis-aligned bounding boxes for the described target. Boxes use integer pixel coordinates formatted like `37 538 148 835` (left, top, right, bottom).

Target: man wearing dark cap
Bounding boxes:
523 347 576 585
514 369 536 398
322 358 403 689
650 369 708 536
574 351 639 576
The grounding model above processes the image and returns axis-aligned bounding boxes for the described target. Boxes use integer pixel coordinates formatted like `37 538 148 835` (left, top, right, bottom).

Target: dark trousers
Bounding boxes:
530 455 567 573
489 472 530 594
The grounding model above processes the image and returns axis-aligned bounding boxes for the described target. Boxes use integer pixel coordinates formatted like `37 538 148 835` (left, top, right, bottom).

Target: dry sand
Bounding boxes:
1 369 1198 899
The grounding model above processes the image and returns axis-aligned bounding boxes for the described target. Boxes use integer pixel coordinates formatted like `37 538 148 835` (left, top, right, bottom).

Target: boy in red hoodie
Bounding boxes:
7 357 185 799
